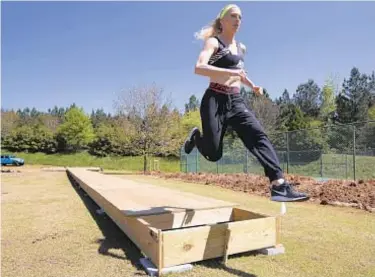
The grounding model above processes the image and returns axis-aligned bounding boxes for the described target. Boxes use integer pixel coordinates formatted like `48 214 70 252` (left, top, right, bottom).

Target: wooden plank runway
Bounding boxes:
67 168 238 217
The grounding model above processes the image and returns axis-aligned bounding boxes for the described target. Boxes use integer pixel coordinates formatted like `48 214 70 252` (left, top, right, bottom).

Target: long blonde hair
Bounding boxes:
194 4 239 41
194 18 222 41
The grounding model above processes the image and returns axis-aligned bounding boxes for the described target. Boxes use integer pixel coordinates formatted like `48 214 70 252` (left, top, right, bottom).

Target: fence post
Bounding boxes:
180 151 182 172
345 154 348 179
180 149 184 173
286 132 290 174
320 152 323 178
195 149 199 173
245 149 248 173
353 125 356 181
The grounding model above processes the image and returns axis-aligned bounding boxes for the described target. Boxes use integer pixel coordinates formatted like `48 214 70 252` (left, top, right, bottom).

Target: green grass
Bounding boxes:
286 153 375 180
182 153 375 180
5 150 375 180
3 151 180 172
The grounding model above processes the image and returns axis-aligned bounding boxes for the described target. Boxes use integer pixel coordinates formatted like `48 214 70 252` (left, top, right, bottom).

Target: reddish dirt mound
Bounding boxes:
148 171 375 212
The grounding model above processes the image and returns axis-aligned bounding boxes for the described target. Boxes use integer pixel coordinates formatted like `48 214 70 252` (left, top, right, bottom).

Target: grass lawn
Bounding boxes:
184 153 375 180
2 166 375 277
4 151 180 172
7 150 375 180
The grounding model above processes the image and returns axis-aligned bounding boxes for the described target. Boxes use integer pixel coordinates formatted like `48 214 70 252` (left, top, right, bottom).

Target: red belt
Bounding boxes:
209 82 240 94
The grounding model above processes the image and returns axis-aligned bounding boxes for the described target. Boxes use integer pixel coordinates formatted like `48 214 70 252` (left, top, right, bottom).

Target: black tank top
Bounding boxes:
208 36 245 70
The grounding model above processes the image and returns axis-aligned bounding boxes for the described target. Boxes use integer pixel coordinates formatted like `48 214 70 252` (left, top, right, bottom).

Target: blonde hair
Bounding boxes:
194 18 222 41
194 4 239 41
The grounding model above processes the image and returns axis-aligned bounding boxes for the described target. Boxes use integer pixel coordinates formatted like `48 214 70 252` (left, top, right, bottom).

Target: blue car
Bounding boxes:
1 154 25 166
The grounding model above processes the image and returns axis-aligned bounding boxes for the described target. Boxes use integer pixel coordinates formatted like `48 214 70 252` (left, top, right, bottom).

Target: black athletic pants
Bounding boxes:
195 88 284 183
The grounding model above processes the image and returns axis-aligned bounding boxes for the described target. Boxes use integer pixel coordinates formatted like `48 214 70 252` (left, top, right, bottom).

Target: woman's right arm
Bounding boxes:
194 37 242 78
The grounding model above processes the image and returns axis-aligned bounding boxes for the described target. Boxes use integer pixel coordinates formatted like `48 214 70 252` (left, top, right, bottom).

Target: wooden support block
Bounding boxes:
95 208 105 215
140 257 193 277
256 244 285 256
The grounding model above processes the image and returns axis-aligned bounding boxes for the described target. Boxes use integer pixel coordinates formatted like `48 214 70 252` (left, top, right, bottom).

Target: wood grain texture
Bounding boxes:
161 217 276 267
67 168 237 217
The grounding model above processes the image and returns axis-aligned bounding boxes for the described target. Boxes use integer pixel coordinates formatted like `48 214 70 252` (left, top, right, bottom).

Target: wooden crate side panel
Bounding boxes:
161 217 276 268
140 207 234 230
226 217 276 255
67 170 160 265
162 223 227 267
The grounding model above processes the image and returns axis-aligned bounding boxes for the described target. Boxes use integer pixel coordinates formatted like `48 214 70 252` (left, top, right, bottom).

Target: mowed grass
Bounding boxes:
7 150 375 180
2 166 375 277
189 153 375 180
5 151 180 172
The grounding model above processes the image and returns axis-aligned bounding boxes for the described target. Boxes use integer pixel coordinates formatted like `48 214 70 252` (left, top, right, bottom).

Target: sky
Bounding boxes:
2 1 375 115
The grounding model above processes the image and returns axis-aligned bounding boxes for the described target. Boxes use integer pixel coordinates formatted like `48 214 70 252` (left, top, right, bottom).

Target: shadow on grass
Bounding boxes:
200 258 259 277
66 173 144 272
193 231 259 277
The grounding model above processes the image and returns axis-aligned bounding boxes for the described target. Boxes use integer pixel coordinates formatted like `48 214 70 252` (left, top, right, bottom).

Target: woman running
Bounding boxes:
184 4 309 202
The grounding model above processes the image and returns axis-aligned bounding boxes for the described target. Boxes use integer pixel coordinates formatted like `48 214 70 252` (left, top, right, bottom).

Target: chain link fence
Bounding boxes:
180 121 375 181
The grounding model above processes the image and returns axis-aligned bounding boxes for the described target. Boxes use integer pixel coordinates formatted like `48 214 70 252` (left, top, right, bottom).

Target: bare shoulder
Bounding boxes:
204 36 219 49
196 36 219 65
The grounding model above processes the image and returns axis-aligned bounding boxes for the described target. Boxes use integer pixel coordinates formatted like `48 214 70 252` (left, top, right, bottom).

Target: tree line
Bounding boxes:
2 67 375 168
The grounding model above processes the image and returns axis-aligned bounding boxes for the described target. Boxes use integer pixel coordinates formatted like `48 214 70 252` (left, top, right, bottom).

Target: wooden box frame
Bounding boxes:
67 168 280 275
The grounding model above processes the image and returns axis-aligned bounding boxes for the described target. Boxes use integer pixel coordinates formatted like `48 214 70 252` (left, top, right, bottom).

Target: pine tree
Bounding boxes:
336 67 370 124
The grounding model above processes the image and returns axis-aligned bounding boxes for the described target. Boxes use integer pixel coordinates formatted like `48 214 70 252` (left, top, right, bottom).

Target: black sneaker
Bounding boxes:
270 182 309 202
184 127 199 154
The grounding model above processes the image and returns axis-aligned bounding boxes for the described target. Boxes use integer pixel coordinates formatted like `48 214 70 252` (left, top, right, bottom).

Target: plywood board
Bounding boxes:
67 168 238 217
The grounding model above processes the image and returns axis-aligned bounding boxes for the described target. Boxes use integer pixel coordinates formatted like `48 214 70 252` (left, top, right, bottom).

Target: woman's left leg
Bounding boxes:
227 95 309 202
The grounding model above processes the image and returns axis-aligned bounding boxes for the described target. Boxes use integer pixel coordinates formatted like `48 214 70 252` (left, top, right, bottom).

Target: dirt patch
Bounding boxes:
147 171 375 212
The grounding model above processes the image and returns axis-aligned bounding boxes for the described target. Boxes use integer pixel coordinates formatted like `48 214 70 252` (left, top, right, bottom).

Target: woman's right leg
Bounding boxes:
184 89 227 162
